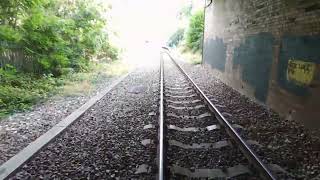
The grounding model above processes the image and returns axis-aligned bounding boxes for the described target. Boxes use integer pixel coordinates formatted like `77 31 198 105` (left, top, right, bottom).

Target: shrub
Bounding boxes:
0 0 119 76
0 0 120 117
168 28 185 47
0 66 58 117
186 10 204 52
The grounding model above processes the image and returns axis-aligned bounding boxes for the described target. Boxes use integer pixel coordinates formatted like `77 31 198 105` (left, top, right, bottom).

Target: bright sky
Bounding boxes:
106 0 203 66
109 0 187 46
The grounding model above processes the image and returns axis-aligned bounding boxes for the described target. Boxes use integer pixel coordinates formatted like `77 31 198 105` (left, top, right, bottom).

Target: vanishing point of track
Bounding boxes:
157 49 276 179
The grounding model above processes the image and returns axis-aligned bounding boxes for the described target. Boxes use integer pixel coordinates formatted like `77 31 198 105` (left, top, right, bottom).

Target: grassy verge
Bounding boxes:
61 61 129 96
0 60 129 118
177 46 202 65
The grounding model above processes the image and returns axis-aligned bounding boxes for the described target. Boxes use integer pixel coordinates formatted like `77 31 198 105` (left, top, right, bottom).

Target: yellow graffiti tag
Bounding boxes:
287 59 317 85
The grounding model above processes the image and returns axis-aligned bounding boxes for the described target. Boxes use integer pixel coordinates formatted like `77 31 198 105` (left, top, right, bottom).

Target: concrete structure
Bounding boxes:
203 0 320 130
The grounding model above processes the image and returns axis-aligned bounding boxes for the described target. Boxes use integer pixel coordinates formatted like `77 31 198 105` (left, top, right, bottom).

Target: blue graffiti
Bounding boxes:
203 37 227 72
233 33 274 102
278 35 320 96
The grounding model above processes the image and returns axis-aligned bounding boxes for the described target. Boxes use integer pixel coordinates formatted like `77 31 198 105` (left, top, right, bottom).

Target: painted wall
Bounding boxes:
203 0 320 129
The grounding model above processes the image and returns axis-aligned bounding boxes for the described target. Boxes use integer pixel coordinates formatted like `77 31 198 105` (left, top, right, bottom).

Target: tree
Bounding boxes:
186 10 204 52
177 2 192 20
0 0 42 27
168 28 185 47
0 0 118 76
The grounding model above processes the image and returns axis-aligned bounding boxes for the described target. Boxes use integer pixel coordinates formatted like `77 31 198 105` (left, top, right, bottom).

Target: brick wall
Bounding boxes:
203 0 320 129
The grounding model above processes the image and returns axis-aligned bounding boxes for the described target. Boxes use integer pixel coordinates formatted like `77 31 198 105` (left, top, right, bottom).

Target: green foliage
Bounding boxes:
0 0 118 76
0 0 42 26
21 7 71 75
186 10 204 52
168 28 185 47
0 25 22 53
0 25 22 42
0 66 57 117
177 3 192 20
0 0 120 117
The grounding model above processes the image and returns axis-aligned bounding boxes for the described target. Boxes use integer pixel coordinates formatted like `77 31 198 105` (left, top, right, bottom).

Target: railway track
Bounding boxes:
158 49 276 179
0 48 290 179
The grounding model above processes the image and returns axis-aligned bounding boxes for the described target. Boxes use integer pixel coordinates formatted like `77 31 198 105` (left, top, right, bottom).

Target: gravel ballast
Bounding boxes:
174 53 320 179
163 54 258 179
0 75 123 166
4 48 319 179
8 64 159 179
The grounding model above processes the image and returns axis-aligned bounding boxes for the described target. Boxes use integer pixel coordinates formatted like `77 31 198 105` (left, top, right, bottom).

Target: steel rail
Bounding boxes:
164 50 276 180
0 72 131 180
158 53 166 180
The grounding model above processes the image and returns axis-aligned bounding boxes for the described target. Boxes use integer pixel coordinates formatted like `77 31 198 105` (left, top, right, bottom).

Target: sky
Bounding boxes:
105 0 203 66
109 0 187 46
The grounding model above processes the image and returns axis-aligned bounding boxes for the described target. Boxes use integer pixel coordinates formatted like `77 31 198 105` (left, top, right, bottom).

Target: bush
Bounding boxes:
0 0 119 76
0 25 22 53
0 0 122 118
0 66 58 117
0 86 39 115
186 10 204 52
168 28 185 47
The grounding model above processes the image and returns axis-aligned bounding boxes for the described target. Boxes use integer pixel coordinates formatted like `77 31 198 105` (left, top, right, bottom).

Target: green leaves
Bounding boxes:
186 10 204 52
168 28 185 47
0 25 22 42
0 67 58 117
0 0 118 118
0 0 118 76
168 9 204 53
0 25 22 53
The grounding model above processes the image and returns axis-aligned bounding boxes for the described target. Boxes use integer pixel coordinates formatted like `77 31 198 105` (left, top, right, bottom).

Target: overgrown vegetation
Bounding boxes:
0 0 120 117
0 61 129 117
167 6 204 65
168 10 204 52
61 60 129 96
178 48 202 65
185 10 204 52
168 28 185 48
0 0 118 75
0 65 58 117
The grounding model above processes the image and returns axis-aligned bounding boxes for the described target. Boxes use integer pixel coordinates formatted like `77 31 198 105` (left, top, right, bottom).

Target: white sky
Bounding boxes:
109 0 188 46
105 0 203 66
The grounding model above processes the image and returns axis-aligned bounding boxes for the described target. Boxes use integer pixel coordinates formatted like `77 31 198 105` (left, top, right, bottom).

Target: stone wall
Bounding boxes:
203 0 320 129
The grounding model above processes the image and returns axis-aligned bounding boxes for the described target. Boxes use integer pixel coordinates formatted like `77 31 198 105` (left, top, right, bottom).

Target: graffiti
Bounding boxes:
287 60 316 85
278 35 320 96
233 33 274 102
203 37 227 72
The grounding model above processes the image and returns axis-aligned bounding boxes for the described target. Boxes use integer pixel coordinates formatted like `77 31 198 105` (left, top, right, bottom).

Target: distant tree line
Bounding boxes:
168 10 204 52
